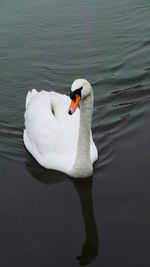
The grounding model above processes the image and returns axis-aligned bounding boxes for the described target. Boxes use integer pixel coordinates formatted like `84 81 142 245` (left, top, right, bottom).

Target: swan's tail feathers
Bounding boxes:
26 89 38 108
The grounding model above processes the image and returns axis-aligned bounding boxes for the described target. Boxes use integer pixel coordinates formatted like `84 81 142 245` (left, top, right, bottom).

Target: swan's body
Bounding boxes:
24 79 98 178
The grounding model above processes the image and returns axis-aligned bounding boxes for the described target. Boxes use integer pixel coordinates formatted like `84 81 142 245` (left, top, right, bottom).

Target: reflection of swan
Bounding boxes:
72 179 99 266
23 79 98 178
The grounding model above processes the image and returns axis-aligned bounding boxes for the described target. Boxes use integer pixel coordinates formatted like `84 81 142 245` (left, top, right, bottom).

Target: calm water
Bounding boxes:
0 0 150 266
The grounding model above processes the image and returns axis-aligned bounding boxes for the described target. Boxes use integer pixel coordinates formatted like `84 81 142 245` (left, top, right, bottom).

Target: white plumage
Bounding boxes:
24 79 98 178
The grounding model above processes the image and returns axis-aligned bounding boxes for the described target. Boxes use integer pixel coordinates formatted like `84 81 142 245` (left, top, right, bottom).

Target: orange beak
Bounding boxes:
68 94 81 115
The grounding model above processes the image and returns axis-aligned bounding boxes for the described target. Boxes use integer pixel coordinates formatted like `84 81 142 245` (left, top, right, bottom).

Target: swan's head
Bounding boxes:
68 79 92 115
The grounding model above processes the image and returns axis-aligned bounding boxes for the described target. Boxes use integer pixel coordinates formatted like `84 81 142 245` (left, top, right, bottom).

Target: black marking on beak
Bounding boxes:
68 109 73 115
70 91 76 101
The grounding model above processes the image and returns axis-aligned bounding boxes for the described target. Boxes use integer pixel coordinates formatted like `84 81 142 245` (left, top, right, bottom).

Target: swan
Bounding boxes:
23 79 98 178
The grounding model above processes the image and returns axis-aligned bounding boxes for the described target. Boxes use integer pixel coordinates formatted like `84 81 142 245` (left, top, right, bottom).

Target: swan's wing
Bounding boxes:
25 89 38 108
24 90 80 171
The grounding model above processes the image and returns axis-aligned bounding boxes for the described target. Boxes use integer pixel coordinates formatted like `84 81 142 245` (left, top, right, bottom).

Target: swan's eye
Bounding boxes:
75 87 82 97
70 87 83 101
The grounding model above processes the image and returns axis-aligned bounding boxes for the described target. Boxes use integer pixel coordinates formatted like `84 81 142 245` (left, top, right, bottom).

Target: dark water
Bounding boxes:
0 0 150 266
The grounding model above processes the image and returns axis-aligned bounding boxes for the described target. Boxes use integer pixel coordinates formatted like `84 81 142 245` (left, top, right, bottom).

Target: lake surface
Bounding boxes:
0 0 150 266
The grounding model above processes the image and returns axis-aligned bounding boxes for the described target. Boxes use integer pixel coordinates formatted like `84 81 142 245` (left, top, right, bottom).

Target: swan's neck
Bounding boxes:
72 92 93 178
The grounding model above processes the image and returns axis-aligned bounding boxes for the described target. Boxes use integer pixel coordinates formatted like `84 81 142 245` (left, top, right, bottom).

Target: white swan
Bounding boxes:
23 79 98 178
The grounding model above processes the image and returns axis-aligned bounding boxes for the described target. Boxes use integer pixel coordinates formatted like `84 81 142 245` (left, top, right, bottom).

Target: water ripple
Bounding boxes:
93 83 150 169
0 120 25 162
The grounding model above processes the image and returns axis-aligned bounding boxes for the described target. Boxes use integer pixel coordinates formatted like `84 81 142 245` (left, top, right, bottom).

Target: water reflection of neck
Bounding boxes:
73 179 99 266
